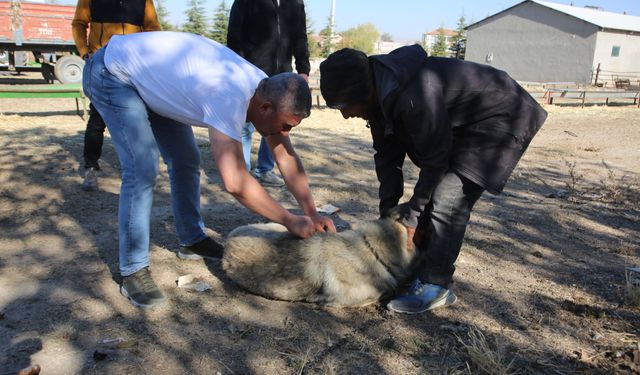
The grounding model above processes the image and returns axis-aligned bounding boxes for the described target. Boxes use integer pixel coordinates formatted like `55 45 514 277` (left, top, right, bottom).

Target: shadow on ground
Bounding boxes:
0 110 638 374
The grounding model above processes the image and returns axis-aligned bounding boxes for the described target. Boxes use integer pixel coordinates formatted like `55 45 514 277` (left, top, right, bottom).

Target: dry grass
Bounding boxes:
563 159 584 201
624 269 640 308
455 326 519 375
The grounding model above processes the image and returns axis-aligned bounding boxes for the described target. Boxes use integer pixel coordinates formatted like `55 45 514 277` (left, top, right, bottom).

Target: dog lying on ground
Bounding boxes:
222 212 416 306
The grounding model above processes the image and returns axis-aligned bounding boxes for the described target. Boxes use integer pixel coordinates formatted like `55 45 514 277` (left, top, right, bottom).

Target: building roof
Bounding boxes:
467 0 640 33
425 28 457 36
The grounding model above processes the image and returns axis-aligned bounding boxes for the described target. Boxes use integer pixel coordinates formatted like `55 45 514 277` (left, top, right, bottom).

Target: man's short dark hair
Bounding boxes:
319 48 374 109
257 72 311 118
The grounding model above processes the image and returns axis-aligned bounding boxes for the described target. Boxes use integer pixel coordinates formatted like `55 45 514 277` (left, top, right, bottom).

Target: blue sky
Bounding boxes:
59 0 640 42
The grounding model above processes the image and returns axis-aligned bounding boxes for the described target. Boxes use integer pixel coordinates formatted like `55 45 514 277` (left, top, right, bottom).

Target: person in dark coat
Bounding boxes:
227 0 310 187
319 45 547 314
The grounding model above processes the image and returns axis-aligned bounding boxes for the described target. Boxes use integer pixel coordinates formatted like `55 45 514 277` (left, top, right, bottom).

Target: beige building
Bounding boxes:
422 28 457 54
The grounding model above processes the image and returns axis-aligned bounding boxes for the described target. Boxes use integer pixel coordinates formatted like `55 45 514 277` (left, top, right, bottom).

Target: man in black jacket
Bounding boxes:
227 0 310 186
320 46 547 314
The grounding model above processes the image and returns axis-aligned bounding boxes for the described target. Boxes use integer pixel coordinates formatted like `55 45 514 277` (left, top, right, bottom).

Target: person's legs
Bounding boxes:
84 48 166 308
83 103 106 170
241 122 254 171
255 136 275 175
81 103 107 191
417 173 484 287
83 48 159 278
244 122 283 186
148 111 206 246
387 171 484 313
254 135 284 186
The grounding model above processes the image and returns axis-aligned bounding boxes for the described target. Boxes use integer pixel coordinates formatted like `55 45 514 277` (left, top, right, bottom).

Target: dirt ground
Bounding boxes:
1 72 639 375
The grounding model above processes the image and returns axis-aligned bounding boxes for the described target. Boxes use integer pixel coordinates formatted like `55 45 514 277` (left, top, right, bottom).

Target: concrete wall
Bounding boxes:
592 30 640 80
465 2 598 83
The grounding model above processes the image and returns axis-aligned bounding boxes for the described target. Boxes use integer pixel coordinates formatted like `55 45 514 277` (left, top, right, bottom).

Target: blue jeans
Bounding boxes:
241 122 275 173
415 172 484 288
83 47 207 276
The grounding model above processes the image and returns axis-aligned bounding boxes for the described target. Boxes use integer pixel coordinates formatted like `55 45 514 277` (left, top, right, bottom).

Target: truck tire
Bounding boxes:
54 55 85 84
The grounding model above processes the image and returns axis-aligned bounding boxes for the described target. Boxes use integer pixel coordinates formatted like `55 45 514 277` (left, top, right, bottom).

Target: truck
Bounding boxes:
0 0 83 84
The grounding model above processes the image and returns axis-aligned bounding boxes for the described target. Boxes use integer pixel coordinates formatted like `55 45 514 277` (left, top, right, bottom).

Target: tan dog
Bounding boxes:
222 213 416 307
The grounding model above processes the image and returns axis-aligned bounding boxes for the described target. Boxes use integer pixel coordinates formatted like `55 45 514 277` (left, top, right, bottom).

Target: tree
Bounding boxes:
306 15 321 58
380 32 393 42
337 23 380 55
208 0 229 44
318 16 334 58
431 27 449 57
155 0 174 31
182 0 208 36
450 14 467 59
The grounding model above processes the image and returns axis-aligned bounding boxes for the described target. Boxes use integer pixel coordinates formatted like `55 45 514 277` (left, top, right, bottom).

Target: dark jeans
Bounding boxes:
415 171 484 288
83 103 107 170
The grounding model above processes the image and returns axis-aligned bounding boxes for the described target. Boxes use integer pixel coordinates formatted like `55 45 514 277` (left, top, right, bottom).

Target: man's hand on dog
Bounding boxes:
285 215 316 238
310 213 337 233
406 225 417 251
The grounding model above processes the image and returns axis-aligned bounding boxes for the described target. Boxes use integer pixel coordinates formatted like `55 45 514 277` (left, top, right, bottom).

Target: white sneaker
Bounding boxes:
252 170 284 187
387 280 457 314
82 167 98 191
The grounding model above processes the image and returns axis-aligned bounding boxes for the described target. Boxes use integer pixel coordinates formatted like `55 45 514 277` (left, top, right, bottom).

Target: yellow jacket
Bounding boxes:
72 0 161 57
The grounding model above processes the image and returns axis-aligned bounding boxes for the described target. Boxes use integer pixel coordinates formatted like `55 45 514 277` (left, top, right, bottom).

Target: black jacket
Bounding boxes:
368 45 547 216
227 0 310 76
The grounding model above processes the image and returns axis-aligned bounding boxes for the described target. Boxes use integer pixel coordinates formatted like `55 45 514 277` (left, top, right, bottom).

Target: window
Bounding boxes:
485 52 493 63
611 46 621 57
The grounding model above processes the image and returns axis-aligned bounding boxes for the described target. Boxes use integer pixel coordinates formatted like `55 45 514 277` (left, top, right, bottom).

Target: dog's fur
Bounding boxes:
222 213 416 306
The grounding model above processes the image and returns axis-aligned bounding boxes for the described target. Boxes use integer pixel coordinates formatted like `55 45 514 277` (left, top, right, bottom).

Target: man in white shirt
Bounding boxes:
83 31 335 309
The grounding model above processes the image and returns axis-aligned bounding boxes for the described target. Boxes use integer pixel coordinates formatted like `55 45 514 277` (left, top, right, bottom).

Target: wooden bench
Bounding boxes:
615 78 631 89
0 84 87 118
542 88 639 107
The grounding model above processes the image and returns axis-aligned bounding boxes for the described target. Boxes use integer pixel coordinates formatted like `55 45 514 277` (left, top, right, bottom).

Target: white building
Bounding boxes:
465 0 640 84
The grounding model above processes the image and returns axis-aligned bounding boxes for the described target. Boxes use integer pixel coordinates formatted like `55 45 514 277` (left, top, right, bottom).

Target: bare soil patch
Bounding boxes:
1 72 639 374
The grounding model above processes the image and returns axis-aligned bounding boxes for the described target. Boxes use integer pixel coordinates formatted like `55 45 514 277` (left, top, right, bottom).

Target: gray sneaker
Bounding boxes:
82 167 98 191
120 267 166 308
253 170 284 187
387 280 457 314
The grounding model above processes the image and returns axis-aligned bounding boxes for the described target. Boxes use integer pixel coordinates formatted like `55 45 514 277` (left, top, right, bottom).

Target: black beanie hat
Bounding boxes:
320 48 374 108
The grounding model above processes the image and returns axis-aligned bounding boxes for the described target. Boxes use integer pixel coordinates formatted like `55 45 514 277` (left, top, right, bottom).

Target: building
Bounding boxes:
373 40 412 54
464 0 640 84
422 28 456 54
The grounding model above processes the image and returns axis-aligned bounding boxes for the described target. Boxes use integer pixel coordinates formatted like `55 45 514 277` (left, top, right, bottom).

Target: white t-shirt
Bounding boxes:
104 31 267 141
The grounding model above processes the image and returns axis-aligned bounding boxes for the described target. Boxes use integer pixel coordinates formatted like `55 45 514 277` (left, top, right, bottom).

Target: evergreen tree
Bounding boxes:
450 14 467 59
319 17 334 58
431 27 449 57
155 0 174 31
209 0 229 44
306 15 321 58
182 0 208 36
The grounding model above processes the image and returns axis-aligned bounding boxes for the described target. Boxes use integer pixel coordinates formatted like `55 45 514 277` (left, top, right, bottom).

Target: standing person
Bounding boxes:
227 0 310 187
72 0 161 191
83 31 335 309
319 46 547 314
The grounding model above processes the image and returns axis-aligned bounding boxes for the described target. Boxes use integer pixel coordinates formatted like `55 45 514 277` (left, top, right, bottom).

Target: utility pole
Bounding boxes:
329 0 336 53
